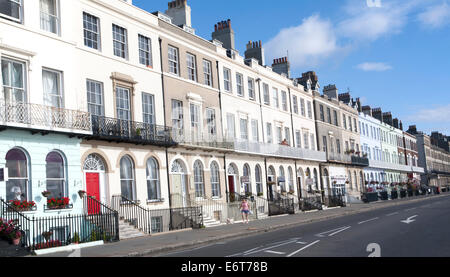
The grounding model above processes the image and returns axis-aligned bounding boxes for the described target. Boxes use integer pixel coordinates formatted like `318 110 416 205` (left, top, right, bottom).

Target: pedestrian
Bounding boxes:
240 198 250 224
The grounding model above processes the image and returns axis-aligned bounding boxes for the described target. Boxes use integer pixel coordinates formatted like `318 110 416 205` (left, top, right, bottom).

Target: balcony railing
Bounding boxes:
90 115 176 147
0 101 91 134
172 129 235 150
327 152 369 167
233 140 327 162
351 156 370 167
369 159 425 173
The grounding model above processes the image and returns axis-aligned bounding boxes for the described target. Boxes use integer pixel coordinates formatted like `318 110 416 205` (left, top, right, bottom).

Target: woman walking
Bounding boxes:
240 198 250 224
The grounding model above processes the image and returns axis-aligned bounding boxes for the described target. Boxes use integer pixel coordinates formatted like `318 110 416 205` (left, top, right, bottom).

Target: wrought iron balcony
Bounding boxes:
327 152 369 167
90 115 176 147
172 129 235 150
0 101 91 134
233 140 327 162
369 159 425 173
351 156 370 167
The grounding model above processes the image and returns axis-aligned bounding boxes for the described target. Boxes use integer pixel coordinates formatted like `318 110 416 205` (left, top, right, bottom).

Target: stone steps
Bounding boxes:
119 220 146 240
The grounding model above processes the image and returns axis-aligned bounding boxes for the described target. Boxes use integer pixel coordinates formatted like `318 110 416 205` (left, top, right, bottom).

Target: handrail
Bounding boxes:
0 198 32 248
0 100 91 132
111 195 152 234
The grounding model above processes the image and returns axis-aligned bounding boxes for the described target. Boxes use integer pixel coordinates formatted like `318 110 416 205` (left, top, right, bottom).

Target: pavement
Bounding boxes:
35 192 449 257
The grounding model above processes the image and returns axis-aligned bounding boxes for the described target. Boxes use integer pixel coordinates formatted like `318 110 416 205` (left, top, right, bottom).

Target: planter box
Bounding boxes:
400 190 407 198
363 192 379 203
379 191 388 201
391 191 398 200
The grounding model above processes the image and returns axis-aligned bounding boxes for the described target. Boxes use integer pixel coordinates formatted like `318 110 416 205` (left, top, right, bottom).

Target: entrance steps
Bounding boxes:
118 220 146 240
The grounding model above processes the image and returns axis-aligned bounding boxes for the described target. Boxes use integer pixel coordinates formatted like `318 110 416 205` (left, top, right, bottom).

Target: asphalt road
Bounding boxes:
159 194 450 257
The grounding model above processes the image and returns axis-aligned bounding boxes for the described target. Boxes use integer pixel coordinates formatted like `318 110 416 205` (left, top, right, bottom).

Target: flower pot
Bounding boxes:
12 238 20 246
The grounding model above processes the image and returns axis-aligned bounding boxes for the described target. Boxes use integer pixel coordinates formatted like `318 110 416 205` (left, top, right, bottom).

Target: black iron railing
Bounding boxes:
91 115 176 147
327 195 346 208
351 156 370 167
111 195 203 234
268 197 295 216
300 196 323 211
0 198 119 250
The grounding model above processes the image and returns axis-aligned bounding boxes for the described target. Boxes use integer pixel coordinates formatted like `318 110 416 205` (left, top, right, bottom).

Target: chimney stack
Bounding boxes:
212 19 235 50
244 40 265 66
372 108 383 122
362 106 372 116
383 112 393 126
297 71 320 92
338 92 351 104
272 57 290 78
166 0 192 28
323 84 338 100
407 125 417 135
393 118 399 129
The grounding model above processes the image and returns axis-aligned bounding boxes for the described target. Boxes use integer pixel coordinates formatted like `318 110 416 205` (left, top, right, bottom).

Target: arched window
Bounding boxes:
313 169 318 190
210 161 221 198
279 166 286 192
243 164 251 194
5 149 29 201
288 167 294 193
194 161 205 198
146 157 160 201
268 166 276 183
255 165 263 195
83 154 106 171
348 171 353 190
46 151 66 198
120 155 135 200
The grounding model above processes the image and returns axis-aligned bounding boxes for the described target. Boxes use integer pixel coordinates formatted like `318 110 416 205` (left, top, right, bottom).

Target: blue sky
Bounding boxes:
134 0 450 135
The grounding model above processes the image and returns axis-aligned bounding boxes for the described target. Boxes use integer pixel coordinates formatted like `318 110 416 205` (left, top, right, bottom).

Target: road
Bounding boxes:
158 194 450 257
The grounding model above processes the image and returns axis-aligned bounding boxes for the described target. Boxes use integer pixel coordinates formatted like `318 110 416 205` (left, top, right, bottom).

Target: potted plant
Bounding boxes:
78 190 87 199
9 229 21 246
42 231 53 242
47 197 70 209
42 191 51 198
257 192 263 197
72 232 80 245
9 200 36 212
288 190 295 195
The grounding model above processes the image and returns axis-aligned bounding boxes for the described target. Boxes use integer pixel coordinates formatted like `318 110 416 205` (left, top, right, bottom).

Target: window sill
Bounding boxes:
147 198 165 204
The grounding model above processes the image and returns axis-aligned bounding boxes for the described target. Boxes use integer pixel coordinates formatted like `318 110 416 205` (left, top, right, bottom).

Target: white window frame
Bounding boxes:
142 92 155 125
236 73 244 97
83 12 101 50
203 59 212 86
0 0 23 23
86 79 104 116
40 0 60 35
42 68 63 108
248 77 255 100
112 24 128 59
223 67 231 92
138 34 152 67
168 46 179 75
186 53 197 82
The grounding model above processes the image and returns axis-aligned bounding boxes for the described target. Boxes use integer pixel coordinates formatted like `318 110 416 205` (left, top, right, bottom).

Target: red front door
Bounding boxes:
228 176 235 202
86 173 100 215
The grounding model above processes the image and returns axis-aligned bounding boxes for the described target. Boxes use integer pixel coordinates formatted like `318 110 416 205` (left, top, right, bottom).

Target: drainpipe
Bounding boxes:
159 37 173 227
216 61 230 203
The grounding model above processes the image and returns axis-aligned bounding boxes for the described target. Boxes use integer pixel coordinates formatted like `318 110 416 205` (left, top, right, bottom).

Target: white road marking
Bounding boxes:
287 240 321 257
401 215 418 224
358 217 379 225
387 212 399 216
244 247 261 254
265 250 286 255
243 240 298 256
327 226 351 237
405 208 416 211
316 226 351 238
296 241 308 244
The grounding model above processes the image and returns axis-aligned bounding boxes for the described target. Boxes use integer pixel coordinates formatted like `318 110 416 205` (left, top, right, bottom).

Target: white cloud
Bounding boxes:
418 2 450 28
356 62 392 71
265 15 341 68
408 104 450 123
337 1 410 41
